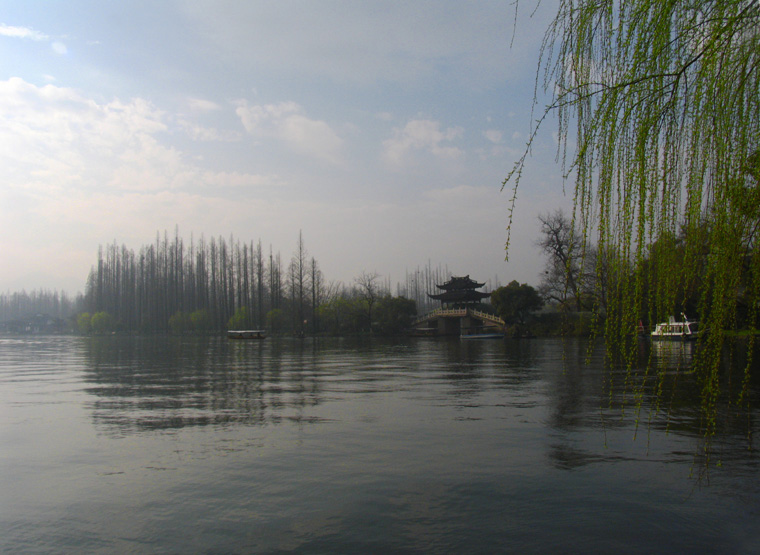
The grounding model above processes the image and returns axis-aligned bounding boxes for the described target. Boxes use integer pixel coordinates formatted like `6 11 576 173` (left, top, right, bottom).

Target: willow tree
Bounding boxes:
505 1 760 448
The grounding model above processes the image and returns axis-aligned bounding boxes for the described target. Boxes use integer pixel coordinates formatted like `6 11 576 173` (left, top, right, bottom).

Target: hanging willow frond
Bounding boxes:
506 0 760 448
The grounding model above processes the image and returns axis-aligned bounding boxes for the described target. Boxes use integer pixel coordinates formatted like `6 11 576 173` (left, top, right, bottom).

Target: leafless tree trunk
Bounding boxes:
355 271 382 332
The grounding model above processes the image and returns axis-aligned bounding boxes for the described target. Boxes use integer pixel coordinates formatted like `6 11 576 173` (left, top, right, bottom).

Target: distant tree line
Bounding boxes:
0 289 81 329
78 229 326 333
1 229 511 337
74 229 423 335
486 206 756 338
534 209 759 335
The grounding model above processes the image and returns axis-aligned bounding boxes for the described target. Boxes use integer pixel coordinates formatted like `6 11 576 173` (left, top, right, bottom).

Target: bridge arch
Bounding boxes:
412 307 505 337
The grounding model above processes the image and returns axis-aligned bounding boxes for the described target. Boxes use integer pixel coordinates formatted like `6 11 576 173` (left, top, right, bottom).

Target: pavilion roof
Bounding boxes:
428 289 491 303
435 275 486 291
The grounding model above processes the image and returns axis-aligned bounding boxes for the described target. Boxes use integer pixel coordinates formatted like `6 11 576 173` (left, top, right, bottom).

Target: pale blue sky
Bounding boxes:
0 0 568 293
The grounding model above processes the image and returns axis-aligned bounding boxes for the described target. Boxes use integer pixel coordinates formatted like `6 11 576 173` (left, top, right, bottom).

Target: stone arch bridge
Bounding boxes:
411 307 505 337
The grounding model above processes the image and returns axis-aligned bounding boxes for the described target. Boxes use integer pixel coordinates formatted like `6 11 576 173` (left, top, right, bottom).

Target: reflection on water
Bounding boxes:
651 339 696 370
78 335 760 473
83 336 322 433
1 335 759 554
81 337 551 436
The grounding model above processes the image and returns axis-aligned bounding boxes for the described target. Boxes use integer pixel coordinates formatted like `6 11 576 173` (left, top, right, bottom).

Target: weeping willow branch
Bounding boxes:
506 0 760 452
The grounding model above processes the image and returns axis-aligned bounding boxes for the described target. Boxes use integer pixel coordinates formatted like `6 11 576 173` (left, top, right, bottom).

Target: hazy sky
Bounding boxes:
0 0 569 294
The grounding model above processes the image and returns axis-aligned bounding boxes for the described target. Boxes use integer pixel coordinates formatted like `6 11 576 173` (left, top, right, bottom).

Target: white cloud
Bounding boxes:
51 41 68 55
200 170 282 190
475 128 524 160
0 23 48 41
236 100 300 133
0 77 287 291
235 100 343 164
383 119 463 166
178 119 240 142
279 113 343 164
186 97 221 112
484 129 502 143
0 77 276 201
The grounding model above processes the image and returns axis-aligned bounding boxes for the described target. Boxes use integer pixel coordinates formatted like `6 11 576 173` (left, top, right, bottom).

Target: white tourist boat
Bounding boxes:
650 314 700 341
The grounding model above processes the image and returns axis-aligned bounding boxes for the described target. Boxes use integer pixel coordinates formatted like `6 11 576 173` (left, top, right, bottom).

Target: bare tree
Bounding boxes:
537 210 594 311
309 257 322 334
254 240 264 327
354 271 382 332
290 231 308 335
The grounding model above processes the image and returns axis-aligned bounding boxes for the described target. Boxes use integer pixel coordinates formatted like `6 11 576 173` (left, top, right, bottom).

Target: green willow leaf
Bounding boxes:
506 0 760 458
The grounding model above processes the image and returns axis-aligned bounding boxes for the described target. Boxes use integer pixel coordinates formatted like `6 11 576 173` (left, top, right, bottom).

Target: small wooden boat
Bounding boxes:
651 314 700 341
227 329 267 340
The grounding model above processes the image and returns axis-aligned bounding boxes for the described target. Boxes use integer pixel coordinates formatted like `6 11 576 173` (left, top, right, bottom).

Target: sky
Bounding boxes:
0 0 570 295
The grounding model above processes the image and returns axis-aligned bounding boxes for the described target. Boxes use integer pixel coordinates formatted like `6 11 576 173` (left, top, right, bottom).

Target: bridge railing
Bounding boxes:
413 308 464 324
414 307 505 326
470 309 505 326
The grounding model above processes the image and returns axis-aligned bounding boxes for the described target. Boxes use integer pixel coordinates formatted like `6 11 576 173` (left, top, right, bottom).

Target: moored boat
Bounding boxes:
227 329 267 340
650 314 700 341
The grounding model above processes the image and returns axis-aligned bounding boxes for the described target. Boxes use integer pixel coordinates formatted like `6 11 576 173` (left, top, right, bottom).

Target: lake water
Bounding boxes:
1 335 759 553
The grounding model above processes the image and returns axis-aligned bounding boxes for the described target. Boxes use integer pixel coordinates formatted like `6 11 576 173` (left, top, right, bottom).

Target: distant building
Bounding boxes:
428 275 491 307
413 276 503 336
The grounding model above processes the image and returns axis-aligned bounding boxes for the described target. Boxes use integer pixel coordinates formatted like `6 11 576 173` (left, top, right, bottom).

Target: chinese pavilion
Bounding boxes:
428 275 491 307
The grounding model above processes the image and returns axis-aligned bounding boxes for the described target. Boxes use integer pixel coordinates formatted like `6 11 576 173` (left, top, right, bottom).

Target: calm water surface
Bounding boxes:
1 335 759 553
